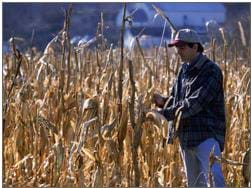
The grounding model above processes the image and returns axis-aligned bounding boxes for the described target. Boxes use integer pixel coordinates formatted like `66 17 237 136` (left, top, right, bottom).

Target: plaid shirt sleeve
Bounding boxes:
164 84 176 108
162 63 223 121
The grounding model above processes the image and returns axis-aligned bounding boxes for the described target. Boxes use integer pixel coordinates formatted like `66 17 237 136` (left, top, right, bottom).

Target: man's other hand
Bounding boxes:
153 93 166 108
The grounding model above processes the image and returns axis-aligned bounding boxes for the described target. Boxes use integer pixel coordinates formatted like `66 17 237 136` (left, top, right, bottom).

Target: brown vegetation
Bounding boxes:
2 8 250 188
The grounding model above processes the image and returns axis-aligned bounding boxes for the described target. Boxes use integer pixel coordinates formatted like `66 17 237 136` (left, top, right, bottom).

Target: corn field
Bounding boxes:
3 6 251 188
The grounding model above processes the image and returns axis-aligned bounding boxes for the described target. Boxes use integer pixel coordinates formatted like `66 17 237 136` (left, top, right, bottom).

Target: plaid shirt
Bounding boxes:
161 53 226 151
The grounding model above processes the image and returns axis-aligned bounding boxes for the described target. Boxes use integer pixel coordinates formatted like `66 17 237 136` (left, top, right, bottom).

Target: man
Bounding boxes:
153 29 226 187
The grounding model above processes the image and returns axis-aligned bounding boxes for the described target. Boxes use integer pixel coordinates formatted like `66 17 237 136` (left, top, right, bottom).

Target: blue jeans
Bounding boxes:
180 138 226 187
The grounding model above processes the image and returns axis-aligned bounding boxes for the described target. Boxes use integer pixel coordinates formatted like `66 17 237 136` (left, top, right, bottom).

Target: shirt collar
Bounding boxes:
188 53 201 66
186 53 208 72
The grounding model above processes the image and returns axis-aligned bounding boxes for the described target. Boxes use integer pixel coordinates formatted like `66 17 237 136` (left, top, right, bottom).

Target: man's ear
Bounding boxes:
193 43 199 51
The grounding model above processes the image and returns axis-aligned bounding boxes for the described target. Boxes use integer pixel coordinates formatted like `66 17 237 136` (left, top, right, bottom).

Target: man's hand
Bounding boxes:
152 93 167 108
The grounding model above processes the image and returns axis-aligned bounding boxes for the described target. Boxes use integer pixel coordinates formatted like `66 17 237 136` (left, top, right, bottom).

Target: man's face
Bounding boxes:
175 44 197 62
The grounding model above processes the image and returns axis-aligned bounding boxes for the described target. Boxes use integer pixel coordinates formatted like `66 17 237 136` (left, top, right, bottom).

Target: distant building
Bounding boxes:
116 3 226 47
